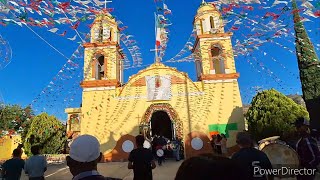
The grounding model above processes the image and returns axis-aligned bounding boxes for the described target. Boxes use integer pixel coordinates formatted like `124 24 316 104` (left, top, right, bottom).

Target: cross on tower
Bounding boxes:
104 0 112 9
150 47 161 63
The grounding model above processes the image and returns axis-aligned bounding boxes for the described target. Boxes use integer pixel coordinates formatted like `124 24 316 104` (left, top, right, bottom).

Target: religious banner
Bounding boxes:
145 75 172 101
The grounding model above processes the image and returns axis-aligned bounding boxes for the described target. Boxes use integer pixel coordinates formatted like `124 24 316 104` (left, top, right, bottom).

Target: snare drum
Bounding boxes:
259 138 299 178
156 149 164 157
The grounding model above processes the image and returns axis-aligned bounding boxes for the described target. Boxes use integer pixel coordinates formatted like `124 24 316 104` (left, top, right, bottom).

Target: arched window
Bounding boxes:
98 27 103 42
211 46 222 57
219 58 226 74
109 28 112 41
95 55 105 80
200 20 204 34
210 16 215 29
210 45 225 74
70 114 80 132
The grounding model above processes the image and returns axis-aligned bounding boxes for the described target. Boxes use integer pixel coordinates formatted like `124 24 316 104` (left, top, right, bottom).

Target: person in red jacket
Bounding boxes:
295 117 320 180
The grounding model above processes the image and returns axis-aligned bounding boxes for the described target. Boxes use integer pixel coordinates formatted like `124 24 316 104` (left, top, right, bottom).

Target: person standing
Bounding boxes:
66 134 118 180
157 135 167 165
24 145 47 180
128 135 156 180
1 149 25 180
210 135 216 153
172 137 181 161
220 134 228 156
215 134 222 155
295 117 320 180
231 132 273 180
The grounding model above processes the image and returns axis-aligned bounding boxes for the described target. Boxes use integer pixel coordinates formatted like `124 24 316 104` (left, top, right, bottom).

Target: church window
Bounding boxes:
196 60 203 79
70 114 80 132
109 28 112 41
210 16 215 29
219 58 226 74
98 27 103 42
95 55 105 80
210 44 225 74
211 46 222 57
200 20 204 34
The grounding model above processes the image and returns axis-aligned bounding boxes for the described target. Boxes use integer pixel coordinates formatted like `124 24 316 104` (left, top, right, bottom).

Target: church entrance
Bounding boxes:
150 111 174 140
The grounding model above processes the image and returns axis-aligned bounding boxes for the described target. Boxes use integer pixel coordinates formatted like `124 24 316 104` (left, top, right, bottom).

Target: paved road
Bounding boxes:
20 161 182 180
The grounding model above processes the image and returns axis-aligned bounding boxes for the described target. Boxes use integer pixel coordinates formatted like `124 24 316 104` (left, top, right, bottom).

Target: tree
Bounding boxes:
24 113 66 155
292 0 320 129
246 89 309 141
0 104 33 140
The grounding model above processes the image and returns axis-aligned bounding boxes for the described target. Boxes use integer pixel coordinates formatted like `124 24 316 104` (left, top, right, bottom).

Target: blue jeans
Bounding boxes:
173 146 180 161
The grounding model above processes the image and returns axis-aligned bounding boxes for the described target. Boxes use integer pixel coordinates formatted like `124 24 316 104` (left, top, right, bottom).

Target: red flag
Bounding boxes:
59 31 67 36
243 6 254 11
314 10 320 17
119 26 128 31
231 26 239 30
71 21 80 30
58 2 70 11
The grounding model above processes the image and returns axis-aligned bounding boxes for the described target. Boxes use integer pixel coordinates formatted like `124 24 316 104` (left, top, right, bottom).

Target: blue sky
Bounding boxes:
0 0 319 120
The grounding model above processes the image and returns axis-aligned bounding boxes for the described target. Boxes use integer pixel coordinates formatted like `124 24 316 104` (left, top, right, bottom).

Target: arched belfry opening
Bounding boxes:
210 16 215 29
210 44 225 74
211 45 221 57
150 111 174 140
95 55 105 80
98 27 103 42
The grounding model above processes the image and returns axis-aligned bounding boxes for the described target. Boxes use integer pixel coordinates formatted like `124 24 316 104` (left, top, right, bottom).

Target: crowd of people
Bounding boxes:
1 145 47 180
210 133 228 155
144 134 182 166
1 117 320 180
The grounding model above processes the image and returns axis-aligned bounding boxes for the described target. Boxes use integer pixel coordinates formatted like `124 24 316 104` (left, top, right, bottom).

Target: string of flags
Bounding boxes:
0 34 12 70
154 0 172 60
1 0 318 120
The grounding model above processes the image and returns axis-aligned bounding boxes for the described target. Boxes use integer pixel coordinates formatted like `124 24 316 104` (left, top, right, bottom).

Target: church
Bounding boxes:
66 2 245 161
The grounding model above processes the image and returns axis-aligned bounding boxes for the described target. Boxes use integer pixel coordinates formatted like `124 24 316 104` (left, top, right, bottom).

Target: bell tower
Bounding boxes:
81 13 124 88
192 2 239 81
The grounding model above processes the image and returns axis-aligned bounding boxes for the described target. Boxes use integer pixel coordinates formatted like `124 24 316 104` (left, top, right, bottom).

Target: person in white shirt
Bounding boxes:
220 134 228 156
24 145 47 180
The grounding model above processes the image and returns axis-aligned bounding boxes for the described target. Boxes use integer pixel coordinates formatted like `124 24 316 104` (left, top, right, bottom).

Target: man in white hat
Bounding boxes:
66 135 111 180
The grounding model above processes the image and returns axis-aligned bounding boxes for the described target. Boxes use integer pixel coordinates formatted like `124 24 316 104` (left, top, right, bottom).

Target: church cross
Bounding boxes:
136 115 142 124
150 48 161 63
104 0 112 9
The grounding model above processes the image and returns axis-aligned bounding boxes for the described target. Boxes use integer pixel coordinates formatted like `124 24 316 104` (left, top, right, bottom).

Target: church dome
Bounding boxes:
197 2 218 14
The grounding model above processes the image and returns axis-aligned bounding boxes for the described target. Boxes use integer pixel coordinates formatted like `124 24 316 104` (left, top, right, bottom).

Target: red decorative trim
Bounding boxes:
80 80 120 87
200 73 239 80
83 42 118 48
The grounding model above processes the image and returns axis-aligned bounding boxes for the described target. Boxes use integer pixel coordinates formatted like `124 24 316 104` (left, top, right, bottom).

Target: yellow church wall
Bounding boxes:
0 135 23 160
66 3 246 161
79 63 244 156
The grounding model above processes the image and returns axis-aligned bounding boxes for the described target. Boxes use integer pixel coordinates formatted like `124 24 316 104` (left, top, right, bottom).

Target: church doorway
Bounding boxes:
150 111 174 140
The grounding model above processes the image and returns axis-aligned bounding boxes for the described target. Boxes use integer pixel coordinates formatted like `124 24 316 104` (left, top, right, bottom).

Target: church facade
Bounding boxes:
66 2 245 161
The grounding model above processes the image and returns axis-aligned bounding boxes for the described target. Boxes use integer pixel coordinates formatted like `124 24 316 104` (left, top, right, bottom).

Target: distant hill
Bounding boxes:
286 94 306 107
